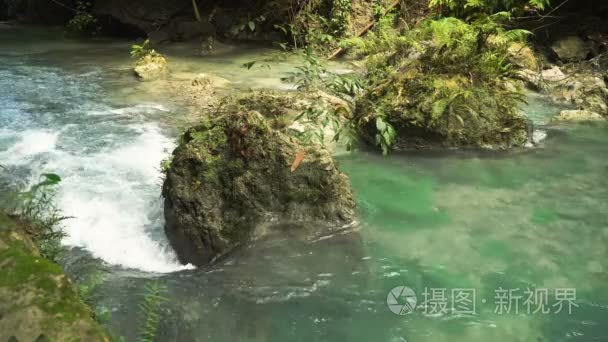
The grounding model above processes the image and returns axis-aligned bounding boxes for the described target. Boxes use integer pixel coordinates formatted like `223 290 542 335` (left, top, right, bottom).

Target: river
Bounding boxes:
1 25 607 342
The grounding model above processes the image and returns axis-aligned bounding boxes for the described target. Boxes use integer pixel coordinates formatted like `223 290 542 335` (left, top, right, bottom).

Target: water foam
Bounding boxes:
1 130 58 164
88 104 170 116
1 123 191 273
51 124 192 273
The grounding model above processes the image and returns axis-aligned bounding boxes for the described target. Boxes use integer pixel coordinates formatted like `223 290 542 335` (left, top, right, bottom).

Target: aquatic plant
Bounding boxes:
137 281 168 342
78 272 108 304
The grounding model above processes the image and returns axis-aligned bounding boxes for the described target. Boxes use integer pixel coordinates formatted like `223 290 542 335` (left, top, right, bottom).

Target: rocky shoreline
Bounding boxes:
0 212 111 341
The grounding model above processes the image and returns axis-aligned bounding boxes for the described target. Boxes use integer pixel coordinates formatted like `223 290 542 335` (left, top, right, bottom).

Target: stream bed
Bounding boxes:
1 25 607 342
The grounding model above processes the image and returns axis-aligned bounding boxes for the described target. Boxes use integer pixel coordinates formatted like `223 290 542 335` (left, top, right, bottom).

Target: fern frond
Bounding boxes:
502 29 533 43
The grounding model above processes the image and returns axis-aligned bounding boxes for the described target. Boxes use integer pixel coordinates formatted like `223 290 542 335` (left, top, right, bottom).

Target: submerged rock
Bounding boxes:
0 212 110 341
133 54 169 81
551 110 605 122
162 110 356 266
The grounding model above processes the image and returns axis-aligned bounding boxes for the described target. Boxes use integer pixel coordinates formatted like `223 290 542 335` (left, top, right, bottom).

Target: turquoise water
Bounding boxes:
1 25 607 342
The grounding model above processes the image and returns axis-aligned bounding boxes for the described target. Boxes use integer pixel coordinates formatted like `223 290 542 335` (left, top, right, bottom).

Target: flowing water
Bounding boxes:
1 25 608 342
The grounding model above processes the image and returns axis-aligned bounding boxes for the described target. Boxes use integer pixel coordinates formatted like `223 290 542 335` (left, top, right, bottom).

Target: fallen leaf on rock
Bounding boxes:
291 150 306 172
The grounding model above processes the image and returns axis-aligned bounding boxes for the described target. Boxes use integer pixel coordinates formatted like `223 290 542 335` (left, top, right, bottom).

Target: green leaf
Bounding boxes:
40 173 62 185
432 99 448 119
455 114 465 127
375 117 387 131
382 131 392 143
248 21 256 32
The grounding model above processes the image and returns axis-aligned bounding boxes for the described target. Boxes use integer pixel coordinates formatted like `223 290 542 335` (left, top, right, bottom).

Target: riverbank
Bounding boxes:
0 212 111 341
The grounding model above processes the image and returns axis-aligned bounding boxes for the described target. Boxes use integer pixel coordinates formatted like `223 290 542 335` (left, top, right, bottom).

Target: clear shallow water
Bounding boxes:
1 25 608 342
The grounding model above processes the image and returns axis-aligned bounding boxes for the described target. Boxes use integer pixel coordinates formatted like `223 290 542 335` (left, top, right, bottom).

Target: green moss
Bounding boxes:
0 239 90 321
0 212 111 340
0 241 63 288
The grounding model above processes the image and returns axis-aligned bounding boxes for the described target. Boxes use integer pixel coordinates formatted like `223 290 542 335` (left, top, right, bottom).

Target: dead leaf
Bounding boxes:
291 150 306 172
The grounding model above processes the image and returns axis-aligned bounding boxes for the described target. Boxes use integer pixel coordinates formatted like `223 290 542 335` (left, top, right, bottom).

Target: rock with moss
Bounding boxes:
0 212 111 342
508 42 539 70
351 18 532 150
134 53 169 81
162 109 356 266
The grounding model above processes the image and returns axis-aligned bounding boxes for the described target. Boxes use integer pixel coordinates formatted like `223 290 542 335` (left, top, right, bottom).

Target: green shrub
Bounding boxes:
66 1 100 36
138 281 168 342
429 0 551 18
6 173 69 261
130 39 159 60
346 12 533 150
330 0 352 35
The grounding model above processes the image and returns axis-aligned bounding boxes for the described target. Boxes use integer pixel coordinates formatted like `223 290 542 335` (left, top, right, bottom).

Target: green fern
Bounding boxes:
350 12 532 150
130 40 158 60
429 0 551 17
137 281 168 342
13 173 69 261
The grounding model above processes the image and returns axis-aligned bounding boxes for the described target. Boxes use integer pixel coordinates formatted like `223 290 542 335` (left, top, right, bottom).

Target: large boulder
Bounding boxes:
133 53 169 81
0 213 110 342
162 110 356 266
551 36 591 62
508 43 539 70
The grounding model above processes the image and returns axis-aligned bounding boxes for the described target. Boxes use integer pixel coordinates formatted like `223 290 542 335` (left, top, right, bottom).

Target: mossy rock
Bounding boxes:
356 71 531 150
162 110 356 266
508 42 539 70
0 212 111 342
352 18 533 150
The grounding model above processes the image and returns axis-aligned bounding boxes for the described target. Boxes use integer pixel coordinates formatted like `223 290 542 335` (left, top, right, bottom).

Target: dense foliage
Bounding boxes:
429 0 551 17
1 173 69 260
65 0 99 36
333 7 538 150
